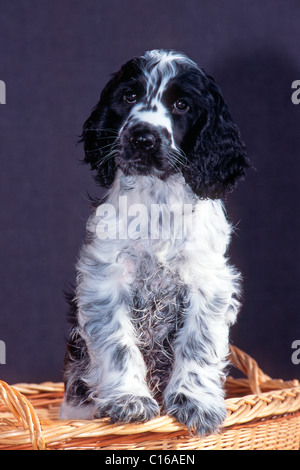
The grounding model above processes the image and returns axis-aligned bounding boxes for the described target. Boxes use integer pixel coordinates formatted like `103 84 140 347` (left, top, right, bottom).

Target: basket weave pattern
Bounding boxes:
0 346 299 450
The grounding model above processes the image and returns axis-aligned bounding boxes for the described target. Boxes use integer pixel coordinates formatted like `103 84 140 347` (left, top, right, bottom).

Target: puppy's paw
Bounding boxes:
95 394 160 423
165 392 227 436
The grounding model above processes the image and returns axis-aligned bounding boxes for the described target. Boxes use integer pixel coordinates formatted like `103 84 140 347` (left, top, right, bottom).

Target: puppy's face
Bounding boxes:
112 51 201 179
82 50 248 198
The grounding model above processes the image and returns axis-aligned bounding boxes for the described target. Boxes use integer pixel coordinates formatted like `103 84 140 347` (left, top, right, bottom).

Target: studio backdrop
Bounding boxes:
0 0 299 384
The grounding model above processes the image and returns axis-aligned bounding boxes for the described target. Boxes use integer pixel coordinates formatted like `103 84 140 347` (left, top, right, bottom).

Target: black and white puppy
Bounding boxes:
60 49 248 435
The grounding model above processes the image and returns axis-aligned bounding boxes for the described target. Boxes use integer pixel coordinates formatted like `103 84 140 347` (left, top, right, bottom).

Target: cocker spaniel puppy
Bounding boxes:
60 49 248 435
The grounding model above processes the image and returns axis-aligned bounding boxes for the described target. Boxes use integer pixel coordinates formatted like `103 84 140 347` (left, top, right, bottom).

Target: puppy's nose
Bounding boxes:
130 132 156 150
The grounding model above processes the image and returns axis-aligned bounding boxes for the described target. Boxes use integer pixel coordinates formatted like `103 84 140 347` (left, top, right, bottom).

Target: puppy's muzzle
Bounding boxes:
117 121 174 177
127 124 160 154
129 130 156 151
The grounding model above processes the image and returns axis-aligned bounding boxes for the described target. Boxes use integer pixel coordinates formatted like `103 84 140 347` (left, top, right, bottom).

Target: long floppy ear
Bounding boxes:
80 75 120 188
182 74 249 199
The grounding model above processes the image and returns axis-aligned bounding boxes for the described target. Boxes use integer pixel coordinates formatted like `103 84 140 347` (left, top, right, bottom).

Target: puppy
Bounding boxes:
60 49 248 435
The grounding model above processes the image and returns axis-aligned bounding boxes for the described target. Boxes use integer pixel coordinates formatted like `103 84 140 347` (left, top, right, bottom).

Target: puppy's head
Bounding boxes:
81 49 248 198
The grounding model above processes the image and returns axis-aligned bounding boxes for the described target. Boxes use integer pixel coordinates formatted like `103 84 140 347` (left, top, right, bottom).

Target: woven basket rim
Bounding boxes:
1 345 299 450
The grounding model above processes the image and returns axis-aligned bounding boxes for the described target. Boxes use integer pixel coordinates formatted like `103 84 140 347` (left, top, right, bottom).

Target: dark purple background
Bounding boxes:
0 0 299 384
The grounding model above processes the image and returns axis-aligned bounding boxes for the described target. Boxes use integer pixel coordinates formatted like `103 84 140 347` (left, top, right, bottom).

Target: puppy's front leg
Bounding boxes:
164 280 239 435
65 250 159 423
82 300 159 422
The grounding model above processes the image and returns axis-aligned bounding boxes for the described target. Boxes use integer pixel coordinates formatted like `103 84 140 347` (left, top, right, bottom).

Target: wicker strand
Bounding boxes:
228 345 272 394
0 381 46 450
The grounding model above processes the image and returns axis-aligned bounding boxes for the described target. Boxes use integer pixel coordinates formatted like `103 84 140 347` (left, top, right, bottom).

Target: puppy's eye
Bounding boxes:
173 99 189 114
124 92 137 104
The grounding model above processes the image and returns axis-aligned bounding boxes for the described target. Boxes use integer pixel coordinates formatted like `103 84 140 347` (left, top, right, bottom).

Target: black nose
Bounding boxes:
130 132 156 150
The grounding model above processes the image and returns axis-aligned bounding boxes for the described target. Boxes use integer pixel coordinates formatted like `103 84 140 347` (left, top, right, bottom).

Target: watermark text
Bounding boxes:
0 80 6 104
291 340 300 365
95 196 195 242
291 80 300 105
0 340 6 364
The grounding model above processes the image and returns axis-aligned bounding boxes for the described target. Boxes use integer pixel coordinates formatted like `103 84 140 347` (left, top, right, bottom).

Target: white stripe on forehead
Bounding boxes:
142 49 197 97
142 49 196 66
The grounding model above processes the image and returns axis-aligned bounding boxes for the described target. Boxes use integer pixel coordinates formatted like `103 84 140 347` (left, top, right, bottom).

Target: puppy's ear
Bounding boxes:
182 75 249 199
80 76 119 188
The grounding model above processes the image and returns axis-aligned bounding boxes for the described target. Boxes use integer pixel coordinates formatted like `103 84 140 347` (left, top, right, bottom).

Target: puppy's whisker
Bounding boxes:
99 149 120 165
172 147 188 163
98 142 118 152
167 150 188 170
84 127 119 135
166 155 180 172
91 136 117 141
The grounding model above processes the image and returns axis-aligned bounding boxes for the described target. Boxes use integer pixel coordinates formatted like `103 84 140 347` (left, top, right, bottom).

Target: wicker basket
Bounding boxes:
0 345 299 450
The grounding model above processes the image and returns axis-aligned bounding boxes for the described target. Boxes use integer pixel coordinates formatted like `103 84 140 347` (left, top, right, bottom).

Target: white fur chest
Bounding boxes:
88 172 231 259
